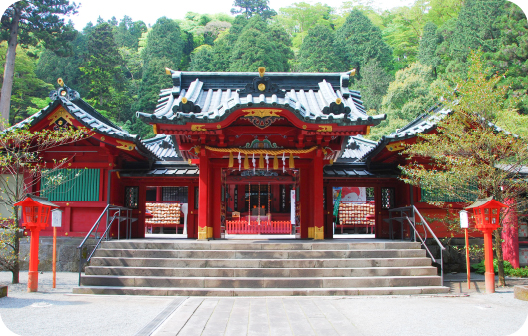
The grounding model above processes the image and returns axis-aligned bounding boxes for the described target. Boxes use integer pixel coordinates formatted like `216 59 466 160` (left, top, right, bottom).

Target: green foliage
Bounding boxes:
0 43 53 123
277 2 333 50
418 22 441 76
0 0 78 56
229 16 292 72
354 60 392 112
189 45 213 71
137 17 183 112
297 24 343 72
472 259 514 275
79 22 126 121
0 219 22 272
231 0 277 20
335 10 393 77
113 16 147 49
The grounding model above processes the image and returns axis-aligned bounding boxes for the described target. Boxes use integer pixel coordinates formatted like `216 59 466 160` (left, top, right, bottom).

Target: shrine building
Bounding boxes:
2 69 526 268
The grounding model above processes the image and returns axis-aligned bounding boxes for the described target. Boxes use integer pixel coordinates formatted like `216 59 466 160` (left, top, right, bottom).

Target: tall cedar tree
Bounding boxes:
418 22 442 77
0 0 78 125
229 16 291 72
80 23 125 121
448 0 505 63
401 52 528 286
137 17 183 112
334 10 393 78
208 16 248 72
231 0 276 20
491 2 528 114
298 24 343 72
189 45 213 71
355 60 392 112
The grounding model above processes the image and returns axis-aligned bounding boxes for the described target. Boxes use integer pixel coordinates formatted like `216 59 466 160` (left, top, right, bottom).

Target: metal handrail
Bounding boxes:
77 204 135 286
409 205 446 285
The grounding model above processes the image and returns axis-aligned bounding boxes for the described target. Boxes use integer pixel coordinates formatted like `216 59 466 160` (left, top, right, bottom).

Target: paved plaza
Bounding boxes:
1 271 528 336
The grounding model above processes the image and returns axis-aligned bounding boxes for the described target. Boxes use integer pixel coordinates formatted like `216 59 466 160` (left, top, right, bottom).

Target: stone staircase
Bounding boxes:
73 240 450 296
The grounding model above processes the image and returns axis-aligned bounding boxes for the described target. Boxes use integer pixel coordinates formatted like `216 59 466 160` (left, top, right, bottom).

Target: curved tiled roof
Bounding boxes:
12 86 162 161
137 71 385 126
339 136 379 162
142 135 181 161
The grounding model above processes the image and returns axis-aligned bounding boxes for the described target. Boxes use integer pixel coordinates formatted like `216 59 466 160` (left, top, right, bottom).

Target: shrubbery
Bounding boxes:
472 259 528 278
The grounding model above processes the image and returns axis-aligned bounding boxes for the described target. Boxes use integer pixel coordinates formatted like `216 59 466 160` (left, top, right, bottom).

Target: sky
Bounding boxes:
0 0 527 30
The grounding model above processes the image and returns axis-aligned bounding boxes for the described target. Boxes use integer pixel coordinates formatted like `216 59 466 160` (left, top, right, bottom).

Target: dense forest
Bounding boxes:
1 0 527 140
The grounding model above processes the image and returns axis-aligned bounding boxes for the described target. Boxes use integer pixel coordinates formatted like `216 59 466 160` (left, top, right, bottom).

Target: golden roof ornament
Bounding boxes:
57 78 64 86
258 67 266 78
350 69 356 76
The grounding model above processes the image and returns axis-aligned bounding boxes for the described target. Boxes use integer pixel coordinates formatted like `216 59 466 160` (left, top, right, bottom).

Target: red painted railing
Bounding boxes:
226 220 291 234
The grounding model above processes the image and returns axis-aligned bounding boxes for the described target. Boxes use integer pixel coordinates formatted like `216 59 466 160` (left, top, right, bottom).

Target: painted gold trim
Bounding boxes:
308 227 314 239
181 97 188 104
314 226 324 240
387 142 406 152
116 140 136 151
366 126 371 135
198 226 207 240
317 125 332 133
153 124 158 134
47 107 74 126
258 83 266 91
191 124 207 132
242 109 282 118
207 227 213 238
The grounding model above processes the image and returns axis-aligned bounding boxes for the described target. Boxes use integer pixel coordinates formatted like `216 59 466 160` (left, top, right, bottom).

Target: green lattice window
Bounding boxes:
40 169 100 202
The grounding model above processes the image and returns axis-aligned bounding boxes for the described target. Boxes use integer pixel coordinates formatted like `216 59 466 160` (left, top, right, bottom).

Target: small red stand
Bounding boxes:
466 197 508 294
14 195 59 292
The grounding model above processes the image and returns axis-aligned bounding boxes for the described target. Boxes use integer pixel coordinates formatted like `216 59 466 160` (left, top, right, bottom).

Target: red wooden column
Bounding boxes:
313 149 324 240
503 200 520 268
198 149 209 240
211 162 222 239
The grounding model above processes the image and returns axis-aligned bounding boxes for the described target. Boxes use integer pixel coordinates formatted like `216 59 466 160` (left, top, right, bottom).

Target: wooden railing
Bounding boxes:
226 220 291 234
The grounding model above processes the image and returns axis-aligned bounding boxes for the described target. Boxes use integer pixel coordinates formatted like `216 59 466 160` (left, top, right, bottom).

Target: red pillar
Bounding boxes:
502 201 519 268
28 229 41 292
212 163 222 239
483 229 495 293
198 149 209 240
314 150 324 240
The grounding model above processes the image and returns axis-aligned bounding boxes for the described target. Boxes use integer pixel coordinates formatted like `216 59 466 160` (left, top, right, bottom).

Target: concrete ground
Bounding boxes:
1 271 528 336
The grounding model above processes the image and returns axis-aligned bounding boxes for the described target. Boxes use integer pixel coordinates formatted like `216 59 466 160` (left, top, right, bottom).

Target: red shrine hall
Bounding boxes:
4 68 526 267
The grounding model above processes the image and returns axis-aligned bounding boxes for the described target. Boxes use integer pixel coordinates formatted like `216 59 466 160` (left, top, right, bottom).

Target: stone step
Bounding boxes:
85 266 438 277
93 248 426 259
89 257 434 268
99 241 422 251
80 275 443 288
73 285 450 296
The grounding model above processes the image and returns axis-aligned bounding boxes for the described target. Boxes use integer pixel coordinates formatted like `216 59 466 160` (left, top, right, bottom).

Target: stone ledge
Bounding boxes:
514 285 528 301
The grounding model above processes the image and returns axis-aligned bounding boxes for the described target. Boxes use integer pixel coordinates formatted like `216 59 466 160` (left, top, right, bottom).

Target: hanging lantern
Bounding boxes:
289 153 295 169
228 152 234 168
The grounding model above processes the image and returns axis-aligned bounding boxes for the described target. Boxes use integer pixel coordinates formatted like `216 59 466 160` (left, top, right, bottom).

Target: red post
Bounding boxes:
52 226 57 289
465 228 470 289
198 150 209 240
28 229 41 292
483 229 495 294
313 150 324 240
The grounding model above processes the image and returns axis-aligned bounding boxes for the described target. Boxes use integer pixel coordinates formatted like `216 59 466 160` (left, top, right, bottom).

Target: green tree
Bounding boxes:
189 44 213 71
418 22 442 77
277 2 333 49
355 60 392 112
79 22 126 121
137 17 183 112
231 0 277 20
491 2 528 114
401 52 528 287
298 24 343 72
0 0 78 125
229 16 292 72
448 0 506 63
335 10 393 77
0 121 89 283
114 16 147 49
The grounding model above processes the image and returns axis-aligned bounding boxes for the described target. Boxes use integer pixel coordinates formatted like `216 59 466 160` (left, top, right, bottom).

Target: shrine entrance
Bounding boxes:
221 169 300 237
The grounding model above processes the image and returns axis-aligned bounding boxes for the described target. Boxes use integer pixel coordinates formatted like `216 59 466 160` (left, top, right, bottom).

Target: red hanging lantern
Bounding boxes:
14 194 60 292
465 196 508 294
